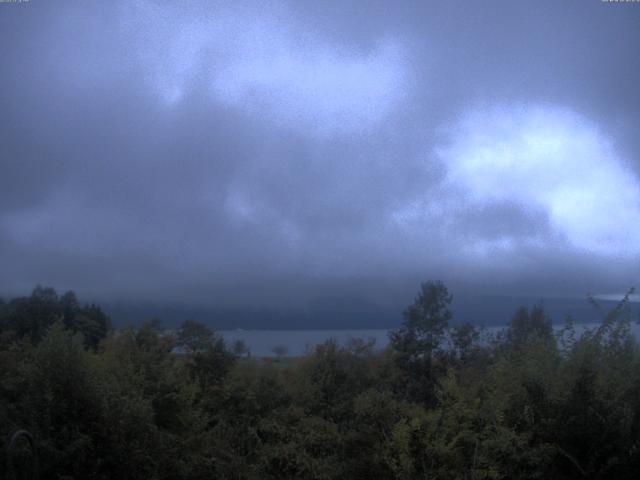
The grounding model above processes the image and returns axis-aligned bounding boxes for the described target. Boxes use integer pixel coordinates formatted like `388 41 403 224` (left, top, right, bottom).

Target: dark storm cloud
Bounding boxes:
1 0 639 310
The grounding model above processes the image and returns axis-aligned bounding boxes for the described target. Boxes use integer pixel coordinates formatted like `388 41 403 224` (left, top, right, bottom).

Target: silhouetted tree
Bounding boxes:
389 280 452 404
232 339 251 358
3 286 62 343
272 345 288 360
450 322 480 360
176 319 214 353
506 304 553 349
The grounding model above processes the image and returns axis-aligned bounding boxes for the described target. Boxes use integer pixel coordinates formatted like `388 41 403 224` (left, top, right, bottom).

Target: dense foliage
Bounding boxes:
1 283 640 479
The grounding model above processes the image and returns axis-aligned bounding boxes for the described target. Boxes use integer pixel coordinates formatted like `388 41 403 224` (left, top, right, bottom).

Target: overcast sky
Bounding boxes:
1 0 639 310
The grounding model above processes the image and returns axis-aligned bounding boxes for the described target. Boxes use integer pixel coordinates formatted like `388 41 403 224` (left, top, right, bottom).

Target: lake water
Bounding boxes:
219 322 640 357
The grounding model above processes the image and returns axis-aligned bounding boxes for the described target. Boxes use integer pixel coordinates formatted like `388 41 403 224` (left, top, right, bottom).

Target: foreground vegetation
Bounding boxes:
1 283 639 479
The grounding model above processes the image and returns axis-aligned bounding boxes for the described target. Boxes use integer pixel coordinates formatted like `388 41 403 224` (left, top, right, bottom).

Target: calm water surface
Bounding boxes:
219 323 640 357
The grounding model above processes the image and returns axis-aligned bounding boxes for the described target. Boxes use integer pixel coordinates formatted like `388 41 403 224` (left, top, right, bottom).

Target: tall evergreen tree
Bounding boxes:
389 280 453 404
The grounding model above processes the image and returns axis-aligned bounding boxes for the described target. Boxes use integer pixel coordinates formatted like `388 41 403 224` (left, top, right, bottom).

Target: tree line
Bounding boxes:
1 282 639 479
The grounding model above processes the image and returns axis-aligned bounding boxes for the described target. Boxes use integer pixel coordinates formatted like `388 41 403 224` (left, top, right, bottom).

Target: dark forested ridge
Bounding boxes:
1 283 640 479
101 294 629 330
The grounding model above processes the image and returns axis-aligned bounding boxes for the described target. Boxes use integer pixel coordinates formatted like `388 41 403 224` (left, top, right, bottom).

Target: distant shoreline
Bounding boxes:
217 322 640 357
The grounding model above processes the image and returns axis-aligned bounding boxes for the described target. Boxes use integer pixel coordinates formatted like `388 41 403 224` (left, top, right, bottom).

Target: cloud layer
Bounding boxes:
0 0 639 310
441 104 640 256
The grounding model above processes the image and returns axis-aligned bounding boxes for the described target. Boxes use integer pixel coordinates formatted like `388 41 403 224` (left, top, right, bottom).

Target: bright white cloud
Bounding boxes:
121 1 409 134
212 38 407 135
438 104 640 256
